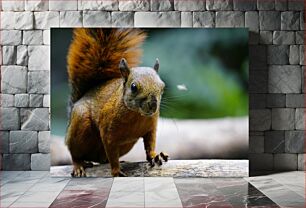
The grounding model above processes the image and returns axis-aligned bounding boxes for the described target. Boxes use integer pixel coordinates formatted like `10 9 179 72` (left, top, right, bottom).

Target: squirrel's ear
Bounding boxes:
153 58 159 72
119 58 130 79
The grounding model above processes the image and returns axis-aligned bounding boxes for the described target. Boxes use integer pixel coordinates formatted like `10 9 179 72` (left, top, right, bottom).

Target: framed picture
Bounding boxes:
50 28 249 177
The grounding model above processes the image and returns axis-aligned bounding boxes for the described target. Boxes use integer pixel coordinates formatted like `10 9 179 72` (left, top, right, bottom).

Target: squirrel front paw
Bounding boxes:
148 152 169 167
71 163 87 177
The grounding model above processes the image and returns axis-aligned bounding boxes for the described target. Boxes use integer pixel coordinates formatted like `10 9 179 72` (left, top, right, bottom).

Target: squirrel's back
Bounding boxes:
67 29 146 103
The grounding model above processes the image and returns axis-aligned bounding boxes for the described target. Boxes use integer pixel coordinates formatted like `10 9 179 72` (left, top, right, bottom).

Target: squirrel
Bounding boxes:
65 28 169 177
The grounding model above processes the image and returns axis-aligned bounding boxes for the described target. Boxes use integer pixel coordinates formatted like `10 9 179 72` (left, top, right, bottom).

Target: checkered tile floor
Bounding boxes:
1 171 305 207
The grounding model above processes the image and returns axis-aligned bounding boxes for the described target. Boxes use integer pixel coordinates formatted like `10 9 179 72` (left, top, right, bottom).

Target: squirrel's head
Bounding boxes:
119 58 165 117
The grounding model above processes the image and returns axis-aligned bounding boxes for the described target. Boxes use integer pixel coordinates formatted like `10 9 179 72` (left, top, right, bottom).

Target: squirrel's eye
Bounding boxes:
131 83 137 93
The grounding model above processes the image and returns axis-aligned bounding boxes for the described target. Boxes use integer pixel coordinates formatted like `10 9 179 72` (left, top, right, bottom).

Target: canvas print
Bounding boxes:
51 28 249 177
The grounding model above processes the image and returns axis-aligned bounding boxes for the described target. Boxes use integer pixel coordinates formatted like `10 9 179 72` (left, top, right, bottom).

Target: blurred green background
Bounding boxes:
51 28 248 137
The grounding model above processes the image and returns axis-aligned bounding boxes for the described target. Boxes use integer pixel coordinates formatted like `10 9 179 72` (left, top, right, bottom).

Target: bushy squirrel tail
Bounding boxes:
67 28 147 103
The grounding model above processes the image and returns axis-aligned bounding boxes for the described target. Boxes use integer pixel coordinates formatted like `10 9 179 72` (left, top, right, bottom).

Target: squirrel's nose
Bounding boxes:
148 96 157 111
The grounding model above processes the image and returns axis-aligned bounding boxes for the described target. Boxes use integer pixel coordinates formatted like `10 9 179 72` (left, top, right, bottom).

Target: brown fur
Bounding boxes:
67 28 146 103
65 29 166 177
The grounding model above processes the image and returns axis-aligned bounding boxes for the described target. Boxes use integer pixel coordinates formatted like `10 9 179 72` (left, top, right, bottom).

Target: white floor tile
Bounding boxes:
144 177 176 192
111 177 144 192
106 191 144 208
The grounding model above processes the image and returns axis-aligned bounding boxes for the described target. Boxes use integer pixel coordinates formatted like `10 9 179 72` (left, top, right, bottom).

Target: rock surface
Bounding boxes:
51 160 248 177
9 131 38 153
21 108 49 131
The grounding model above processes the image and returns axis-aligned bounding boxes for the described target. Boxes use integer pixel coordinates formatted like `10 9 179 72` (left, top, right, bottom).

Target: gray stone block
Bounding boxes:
60 11 82 27
14 12 34 30
264 131 285 153
288 0 304 11
272 108 295 130
43 30 50 45
275 0 287 11
78 0 118 10
295 108 304 130
281 11 300 30
249 153 273 171
135 12 180 27
112 12 134 27
28 71 50 94
29 94 44 107
301 12 304 30
0 108 20 130
1 30 22 45
269 65 301 93
206 0 233 10
25 0 49 11
0 131 9 153
298 154 305 170
21 108 49 131
249 136 264 153
245 11 258 32
289 45 300 65
119 0 150 11
257 0 274 10
23 30 43 45
181 12 192 27
43 95 50 107
0 94 14 107
266 94 285 107
17 45 28 66
295 31 303 44
15 94 29 107
2 1 24 11
31 153 50 170
286 94 304 107
285 130 304 153
28 46 50 71
249 93 266 109
49 0 77 10
302 66 305 93
1 66 27 94
193 12 215 28
38 131 50 153
151 0 173 11
3 154 31 170
249 32 259 45
249 70 268 93
83 11 111 27
233 0 256 10
250 131 264 136
259 11 281 30
250 109 271 131
174 0 205 11
249 45 267 68
273 31 295 45
20 108 32 125
34 11 60 29
267 45 288 64
2 46 17 65
1 12 15 29
300 45 304 65
259 31 272 44
216 12 244 27
274 153 298 170
10 131 38 153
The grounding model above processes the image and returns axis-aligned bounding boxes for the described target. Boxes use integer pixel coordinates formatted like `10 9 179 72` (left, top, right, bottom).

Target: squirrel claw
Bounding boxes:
148 159 155 167
71 166 87 177
154 155 163 166
160 152 169 162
